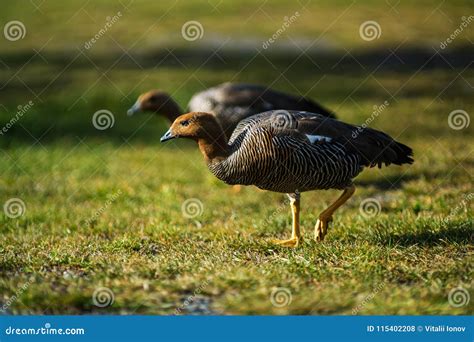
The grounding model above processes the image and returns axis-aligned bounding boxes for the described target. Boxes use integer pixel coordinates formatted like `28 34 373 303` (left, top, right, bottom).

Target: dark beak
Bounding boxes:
160 128 176 142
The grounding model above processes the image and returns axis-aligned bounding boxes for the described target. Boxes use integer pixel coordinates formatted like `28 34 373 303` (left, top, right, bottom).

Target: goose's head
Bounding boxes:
160 112 221 142
127 90 180 118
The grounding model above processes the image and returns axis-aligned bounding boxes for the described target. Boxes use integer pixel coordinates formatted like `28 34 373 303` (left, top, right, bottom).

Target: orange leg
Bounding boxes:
315 185 355 241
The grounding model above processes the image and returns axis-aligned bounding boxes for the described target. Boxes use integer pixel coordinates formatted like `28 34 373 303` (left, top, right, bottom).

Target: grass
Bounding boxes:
2 0 474 53
0 0 473 315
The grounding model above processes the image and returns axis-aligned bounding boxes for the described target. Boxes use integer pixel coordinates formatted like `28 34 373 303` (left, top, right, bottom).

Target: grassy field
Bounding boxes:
0 0 473 315
2 0 474 53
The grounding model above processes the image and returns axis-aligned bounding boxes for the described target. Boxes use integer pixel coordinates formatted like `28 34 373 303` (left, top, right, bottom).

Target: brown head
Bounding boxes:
127 90 182 121
160 112 229 162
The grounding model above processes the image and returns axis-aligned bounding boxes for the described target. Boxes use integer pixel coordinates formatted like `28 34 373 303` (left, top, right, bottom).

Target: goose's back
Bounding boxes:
188 83 335 138
210 112 362 193
210 110 413 193
188 83 272 137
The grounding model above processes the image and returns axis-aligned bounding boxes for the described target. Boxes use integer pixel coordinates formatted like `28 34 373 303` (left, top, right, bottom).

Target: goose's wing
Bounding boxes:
217 83 336 118
188 83 335 118
188 83 273 114
230 110 413 167
187 83 275 138
187 83 268 113
257 87 335 118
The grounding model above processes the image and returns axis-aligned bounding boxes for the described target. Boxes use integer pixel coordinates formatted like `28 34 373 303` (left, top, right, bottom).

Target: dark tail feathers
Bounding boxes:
345 127 414 168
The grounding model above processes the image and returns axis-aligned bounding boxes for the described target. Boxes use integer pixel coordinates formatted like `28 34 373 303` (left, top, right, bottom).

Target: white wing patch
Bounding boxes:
306 134 332 144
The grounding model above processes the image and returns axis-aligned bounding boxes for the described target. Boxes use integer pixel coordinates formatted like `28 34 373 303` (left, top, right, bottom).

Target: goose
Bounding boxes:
160 110 413 247
127 82 335 139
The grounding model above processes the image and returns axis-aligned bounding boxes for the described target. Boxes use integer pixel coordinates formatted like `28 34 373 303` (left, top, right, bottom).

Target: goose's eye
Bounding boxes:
180 120 190 127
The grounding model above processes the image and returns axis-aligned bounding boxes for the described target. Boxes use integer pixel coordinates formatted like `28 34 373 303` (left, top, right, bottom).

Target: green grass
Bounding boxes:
0 0 473 315
2 0 474 53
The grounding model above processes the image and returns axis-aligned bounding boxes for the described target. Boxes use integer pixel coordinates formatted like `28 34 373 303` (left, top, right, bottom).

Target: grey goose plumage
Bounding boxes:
128 82 335 139
161 110 413 247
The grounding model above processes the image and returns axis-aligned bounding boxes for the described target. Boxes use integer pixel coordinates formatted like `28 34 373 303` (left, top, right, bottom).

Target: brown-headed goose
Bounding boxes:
160 110 413 248
127 82 335 139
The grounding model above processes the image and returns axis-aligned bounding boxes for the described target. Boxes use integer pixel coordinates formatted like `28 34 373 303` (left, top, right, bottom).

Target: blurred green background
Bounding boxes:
0 0 472 314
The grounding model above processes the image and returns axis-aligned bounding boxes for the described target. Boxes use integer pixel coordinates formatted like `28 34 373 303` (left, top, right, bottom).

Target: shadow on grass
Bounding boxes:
1 44 472 146
356 173 418 190
355 169 453 190
379 222 473 247
1 44 473 75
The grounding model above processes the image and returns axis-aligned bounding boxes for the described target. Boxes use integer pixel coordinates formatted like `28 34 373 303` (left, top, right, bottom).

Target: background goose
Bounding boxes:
160 110 414 247
127 82 335 139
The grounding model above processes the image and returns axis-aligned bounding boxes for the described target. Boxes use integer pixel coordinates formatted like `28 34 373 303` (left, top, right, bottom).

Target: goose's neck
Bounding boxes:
157 98 183 122
197 135 230 165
